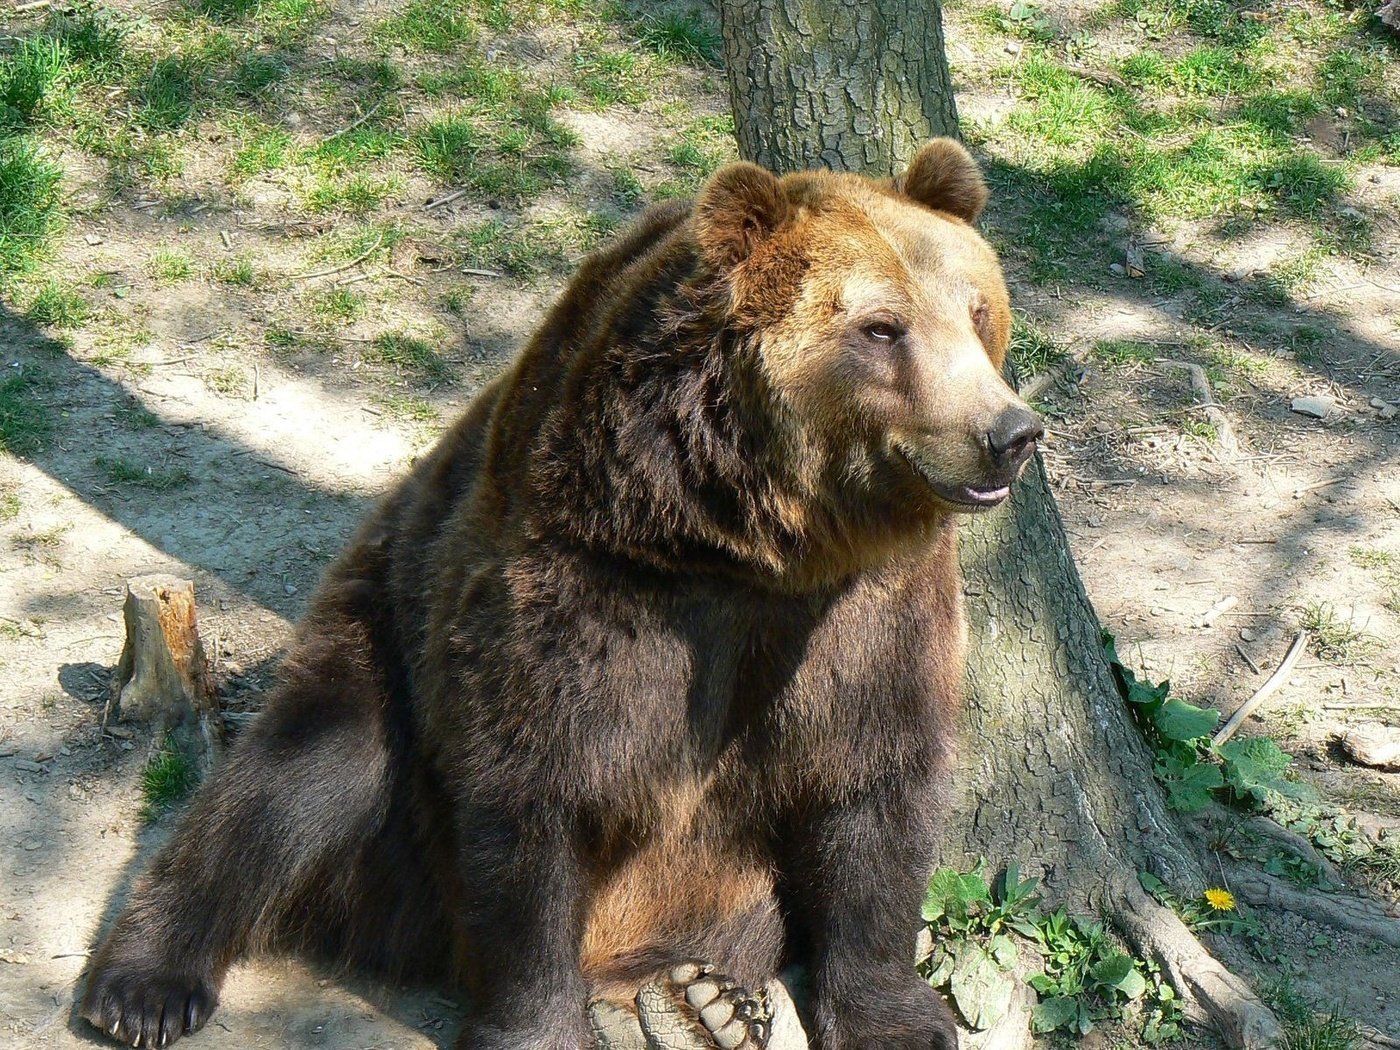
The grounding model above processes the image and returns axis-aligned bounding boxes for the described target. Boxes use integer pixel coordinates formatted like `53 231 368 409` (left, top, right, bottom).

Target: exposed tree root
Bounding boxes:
1110 870 1284 1050
1232 871 1400 948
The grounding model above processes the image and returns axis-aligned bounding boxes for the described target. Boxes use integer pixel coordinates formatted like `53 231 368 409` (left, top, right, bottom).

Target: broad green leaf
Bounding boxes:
1157 755 1224 813
1093 953 1147 999
951 944 1014 1031
1152 698 1220 742
923 868 991 923
926 945 956 986
989 934 1019 969
1217 737 1292 803
1031 996 1080 1033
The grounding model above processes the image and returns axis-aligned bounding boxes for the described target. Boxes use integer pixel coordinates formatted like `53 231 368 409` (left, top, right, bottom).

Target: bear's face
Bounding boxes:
694 140 1042 520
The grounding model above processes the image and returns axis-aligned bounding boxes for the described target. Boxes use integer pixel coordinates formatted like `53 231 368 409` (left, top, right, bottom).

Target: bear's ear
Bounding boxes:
693 162 791 271
897 138 989 224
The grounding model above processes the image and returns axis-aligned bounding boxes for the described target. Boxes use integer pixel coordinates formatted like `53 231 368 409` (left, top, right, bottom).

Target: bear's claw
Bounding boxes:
637 962 770 1050
81 966 216 1049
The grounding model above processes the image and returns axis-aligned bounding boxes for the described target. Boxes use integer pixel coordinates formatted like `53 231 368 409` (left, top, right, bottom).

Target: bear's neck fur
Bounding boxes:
482 202 948 590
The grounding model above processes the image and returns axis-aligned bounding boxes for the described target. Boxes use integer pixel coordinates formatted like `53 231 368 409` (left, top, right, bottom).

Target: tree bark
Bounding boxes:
717 0 959 175
717 6 1282 1047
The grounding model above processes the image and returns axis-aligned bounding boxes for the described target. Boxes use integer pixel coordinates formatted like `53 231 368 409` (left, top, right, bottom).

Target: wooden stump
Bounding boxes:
108 574 221 764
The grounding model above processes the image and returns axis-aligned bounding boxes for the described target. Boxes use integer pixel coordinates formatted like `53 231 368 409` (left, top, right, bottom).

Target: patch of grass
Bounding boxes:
327 56 403 94
309 286 364 323
414 91 575 200
0 367 51 454
47 7 129 73
0 137 63 275
231 52 289 99
1299 602 1376 662
1263 975 1362 1050
366 332 451 382
230 124 291 177
0 488 19 522
302 172 401 214
139 736 200 822
631 11 721 66
1349 546 1398 571
210 255 261 287
373 391 439 424
664 114 736 187
610 163 643 206
147 248 194 284
94 455 193 490
1008 314 1068 378
375 0 478 53
133 56 198 131
204 365 248 395
113 399 160 430
0 36 66 130
572 40 653 107
27 280 90 328
1254 249 1324 305
1090 339 1157 367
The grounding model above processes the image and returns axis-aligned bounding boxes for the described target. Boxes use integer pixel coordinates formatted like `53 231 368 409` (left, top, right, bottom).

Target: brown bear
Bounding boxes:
80 138 1041 1050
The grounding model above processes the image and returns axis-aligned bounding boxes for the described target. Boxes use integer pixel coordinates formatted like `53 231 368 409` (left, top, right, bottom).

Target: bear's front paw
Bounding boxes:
82 962 218 1049
637 961 772 1049
815 976 959 1050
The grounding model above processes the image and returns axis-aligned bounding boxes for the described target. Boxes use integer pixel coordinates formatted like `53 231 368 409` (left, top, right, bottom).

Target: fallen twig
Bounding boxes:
1156 359 1238 456
1234 644 1261 675
291 235 383 280
326 98 386 140
14 0 52 12
461 267 505 278
1213 631 1308 746
425 188 470 211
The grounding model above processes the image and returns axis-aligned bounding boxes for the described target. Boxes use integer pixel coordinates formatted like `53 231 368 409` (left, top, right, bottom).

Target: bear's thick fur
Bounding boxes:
81 139 1041 1050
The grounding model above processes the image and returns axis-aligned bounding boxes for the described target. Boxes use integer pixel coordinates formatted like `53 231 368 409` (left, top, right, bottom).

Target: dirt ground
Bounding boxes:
2 0 1399 1047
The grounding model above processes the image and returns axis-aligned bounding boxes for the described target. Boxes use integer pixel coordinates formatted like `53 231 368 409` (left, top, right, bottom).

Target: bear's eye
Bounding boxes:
862 322 904 345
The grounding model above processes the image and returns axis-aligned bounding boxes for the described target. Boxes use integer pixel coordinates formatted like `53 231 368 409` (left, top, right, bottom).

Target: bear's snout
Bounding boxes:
985 406 1043 471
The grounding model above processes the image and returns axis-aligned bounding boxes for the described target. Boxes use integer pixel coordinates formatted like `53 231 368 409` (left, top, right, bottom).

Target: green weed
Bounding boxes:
27 280 89 328
134 56 198 131
211 255 261 287
1300 602 1376 662
94 455 193 490
230 125 292 177
309 286 364 323
0 37 66 129
572 42 653 107
0 137 63 274
1008 314 1068 378
375 0 478 53
1263 976 1362 1050
0 488 19 522
366 332 451 382
373 391 439 424
1090 339 1156 367
0 367 51 454
148 248 195 284
139 735 200 822
631 11 722 66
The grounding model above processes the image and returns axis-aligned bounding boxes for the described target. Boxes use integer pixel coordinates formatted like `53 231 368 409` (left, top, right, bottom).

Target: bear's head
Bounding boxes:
692 140 1042 528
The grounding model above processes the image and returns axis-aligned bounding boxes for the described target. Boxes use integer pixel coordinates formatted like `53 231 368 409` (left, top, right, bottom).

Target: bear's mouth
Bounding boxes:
896 444 1012 512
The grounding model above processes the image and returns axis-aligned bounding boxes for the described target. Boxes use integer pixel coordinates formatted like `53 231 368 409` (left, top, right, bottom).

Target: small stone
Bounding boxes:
1291 395 1335 419
1240 628 1257 642
12 760 43 772
1383 406 1398 421
1005 41 1022 54
1109 262 1126 276
84 233 103 246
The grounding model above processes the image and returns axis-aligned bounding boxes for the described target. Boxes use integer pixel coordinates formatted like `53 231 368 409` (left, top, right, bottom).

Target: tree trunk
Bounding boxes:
717 6 1282 1047
717 0 959 175
109 574 221 770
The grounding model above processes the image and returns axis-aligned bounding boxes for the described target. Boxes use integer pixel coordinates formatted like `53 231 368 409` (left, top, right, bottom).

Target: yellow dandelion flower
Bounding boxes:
1203 888 1236 912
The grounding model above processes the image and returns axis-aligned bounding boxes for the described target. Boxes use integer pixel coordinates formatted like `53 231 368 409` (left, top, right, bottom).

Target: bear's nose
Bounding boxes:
986 407 1044 466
